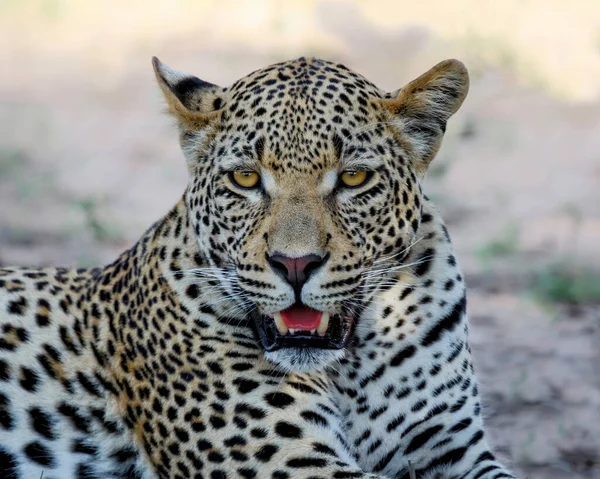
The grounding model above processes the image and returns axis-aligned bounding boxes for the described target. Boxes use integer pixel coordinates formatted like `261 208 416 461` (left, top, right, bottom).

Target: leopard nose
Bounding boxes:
267 253 329 291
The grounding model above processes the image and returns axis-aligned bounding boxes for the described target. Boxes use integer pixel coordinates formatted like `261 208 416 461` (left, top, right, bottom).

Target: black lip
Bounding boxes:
251 310 354 352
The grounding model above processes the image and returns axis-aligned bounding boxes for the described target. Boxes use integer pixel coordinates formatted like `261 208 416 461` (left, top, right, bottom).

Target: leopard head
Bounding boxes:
153 56 468 372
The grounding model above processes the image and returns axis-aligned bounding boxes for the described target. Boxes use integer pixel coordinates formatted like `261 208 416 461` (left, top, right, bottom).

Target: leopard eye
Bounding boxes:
230 171 260 189
340 170 368 188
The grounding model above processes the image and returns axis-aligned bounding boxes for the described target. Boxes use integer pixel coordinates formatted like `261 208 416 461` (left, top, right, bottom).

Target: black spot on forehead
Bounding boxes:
218 57 387 174
227 57 382 114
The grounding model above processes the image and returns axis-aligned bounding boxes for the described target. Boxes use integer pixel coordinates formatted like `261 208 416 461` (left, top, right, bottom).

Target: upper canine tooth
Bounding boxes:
274 312 288 335
317 312 330 336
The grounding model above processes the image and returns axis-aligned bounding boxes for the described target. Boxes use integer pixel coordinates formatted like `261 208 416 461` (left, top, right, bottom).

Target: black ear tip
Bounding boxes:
152 56 163 72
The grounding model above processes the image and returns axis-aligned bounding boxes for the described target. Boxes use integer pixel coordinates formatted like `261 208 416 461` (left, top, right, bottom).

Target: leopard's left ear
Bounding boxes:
382 59 469 173
152 57 225 132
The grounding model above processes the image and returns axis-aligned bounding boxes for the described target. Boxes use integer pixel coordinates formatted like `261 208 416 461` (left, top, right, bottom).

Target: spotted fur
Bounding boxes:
0 57 517 478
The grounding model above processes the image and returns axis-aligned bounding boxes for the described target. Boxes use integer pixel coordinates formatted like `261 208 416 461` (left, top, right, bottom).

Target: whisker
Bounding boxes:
371 235 425 265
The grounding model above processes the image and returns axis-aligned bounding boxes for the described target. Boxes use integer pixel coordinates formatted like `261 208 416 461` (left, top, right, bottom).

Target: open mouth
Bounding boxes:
252 303 354 352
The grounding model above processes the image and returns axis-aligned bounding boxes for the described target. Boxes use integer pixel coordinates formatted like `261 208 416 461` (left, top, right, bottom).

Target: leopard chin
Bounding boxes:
263 347 346 373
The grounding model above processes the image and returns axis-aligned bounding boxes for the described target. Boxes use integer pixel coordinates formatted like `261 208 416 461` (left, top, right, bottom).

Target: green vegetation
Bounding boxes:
76 196 123 243
509 367 528 403
526 204 600 306
0 147 27 178
518 431 537 468
427 160 450 180
0 146 58 200
476 224 519 261
528 261 600 306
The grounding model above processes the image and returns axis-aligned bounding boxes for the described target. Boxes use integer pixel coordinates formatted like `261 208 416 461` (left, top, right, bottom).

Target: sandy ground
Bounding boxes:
0 1 599 477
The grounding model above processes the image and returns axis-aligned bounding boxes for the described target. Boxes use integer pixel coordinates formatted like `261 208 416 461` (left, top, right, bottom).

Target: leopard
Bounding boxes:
0 55 519 479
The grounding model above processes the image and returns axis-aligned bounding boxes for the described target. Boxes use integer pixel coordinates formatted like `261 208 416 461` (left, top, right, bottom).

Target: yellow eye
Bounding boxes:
340 170 368 188
231 171 260 189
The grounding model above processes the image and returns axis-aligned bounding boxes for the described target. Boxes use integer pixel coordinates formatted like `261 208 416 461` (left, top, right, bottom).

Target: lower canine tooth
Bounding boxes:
317 312 330 336
274 312 288 335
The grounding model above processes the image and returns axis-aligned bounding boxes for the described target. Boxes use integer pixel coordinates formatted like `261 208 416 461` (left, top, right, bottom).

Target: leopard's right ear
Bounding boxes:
152 57 225 131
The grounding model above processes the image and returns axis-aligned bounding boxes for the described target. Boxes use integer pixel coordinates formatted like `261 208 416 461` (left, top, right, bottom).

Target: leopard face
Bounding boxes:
153 56 468 372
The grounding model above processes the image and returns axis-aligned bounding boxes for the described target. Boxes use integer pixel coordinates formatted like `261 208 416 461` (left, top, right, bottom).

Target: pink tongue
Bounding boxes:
280 305 323 330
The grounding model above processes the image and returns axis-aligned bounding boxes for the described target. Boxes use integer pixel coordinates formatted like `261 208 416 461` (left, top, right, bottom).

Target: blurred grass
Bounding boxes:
0 146 58 201
529 261 600 306
0 146 123 247
0 147 28 177
476 224 519 262
76 196 123 243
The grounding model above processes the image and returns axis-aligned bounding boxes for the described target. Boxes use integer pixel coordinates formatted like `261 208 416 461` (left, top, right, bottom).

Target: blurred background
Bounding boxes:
1 1 599 477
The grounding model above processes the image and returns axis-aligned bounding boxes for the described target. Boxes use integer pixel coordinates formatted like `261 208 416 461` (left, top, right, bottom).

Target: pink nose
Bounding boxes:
267 253 328 291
